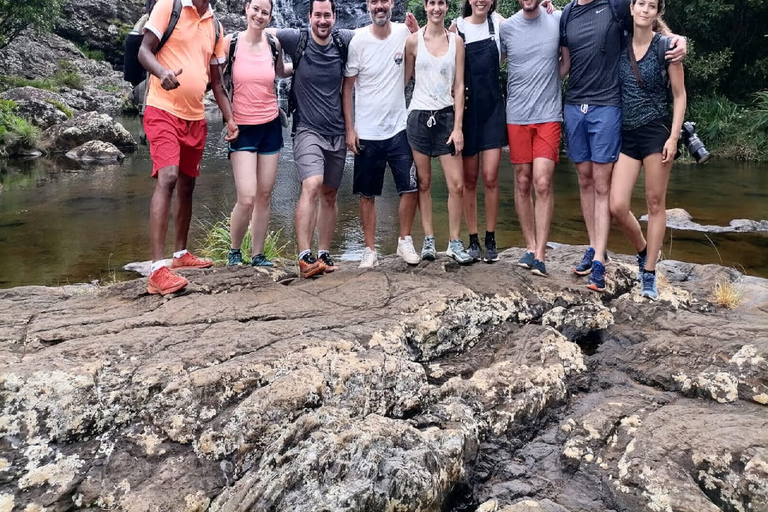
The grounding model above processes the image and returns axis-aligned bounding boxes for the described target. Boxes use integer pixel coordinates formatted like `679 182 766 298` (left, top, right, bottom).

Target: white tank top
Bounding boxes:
409 28 456 112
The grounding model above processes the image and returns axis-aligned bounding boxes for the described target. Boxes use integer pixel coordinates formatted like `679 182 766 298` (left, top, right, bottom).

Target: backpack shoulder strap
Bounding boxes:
331 29 348 67
266 32 279 67
559 0 575 45
656 34 671 84
226 31 239 71
156 0 182 54
609 0 632 32
294 29 310 71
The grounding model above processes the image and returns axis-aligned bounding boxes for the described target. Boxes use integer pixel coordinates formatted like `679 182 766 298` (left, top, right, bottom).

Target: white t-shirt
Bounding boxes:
345 23 410 140
454 12 503 58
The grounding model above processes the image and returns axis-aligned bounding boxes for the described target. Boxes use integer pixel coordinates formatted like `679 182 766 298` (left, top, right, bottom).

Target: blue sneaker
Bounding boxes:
251 253 274 267
636 252 647 281
587 261 606 292
531 259 548 277
227 248 243 266
574 247 596 276
447 239 473 265
641 271 658 300
517 251 535 269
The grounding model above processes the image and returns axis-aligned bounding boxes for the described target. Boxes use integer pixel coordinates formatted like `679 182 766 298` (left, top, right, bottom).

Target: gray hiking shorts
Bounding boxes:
293 127 346 190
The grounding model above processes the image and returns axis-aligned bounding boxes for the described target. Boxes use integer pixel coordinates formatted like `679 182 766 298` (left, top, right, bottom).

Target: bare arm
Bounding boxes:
559 46 570 79
210 62 238 141
404 33 417 85
343 75 359 154
663 62 686 164
449 35 465 154
138 31 182 90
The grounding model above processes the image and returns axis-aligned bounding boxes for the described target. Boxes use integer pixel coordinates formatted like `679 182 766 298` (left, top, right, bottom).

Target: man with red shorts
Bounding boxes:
500 0 566 277
139 0 238 295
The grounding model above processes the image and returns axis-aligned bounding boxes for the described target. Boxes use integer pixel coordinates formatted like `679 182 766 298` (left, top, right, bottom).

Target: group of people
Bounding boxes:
138 0 686 300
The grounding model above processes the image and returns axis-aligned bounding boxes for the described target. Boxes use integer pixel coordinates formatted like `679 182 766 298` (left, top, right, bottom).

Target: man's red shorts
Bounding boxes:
144 106 207 178
507 122 561 164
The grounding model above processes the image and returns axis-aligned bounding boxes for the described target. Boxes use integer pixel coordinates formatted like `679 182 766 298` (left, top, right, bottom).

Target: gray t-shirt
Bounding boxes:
500 8 562 124
560 0 627 106
277 28 354 136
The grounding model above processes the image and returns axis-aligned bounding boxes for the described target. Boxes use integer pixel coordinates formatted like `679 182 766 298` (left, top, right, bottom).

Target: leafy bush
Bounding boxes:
0 0 63 51
6 116 39 148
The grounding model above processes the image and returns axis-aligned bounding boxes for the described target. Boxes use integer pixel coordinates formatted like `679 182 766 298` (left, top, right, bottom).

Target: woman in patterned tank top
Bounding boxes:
609 0 686 300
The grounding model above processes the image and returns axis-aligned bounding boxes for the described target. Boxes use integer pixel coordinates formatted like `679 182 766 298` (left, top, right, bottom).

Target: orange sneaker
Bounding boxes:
147 266 189 295
171 251 212 270
299 253 326 278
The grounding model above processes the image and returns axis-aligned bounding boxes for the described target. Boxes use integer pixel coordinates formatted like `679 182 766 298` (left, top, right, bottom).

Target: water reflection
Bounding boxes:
0 114 766 288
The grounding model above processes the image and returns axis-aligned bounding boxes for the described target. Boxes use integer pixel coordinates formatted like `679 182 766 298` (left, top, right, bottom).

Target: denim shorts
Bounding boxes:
406 106 456 157
228 116 283 157
353 130 418 197
564 104 622 164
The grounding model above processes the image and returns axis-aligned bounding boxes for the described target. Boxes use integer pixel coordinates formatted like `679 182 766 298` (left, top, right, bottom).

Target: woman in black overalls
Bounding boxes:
450 0 507 263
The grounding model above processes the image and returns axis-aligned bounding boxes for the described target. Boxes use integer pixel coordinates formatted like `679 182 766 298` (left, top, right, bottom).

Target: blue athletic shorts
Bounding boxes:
353 130 418 197
563 105 622 164
228 116 283 157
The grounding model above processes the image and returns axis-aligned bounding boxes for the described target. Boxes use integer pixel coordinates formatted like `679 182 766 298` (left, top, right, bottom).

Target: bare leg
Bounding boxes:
230 151 258 250
295 175 323 254
439 153 465 241
462 154 479 235
591 161 614 264
575 161 596 248
360 196 376 249
481 148 501 233
399 191 418 239
173 172 196 252
150 166 179 261
318 184 338 252
250 153 279 256
532 157 555 261
610 153 645 252
413 150 434 237
641 153 672 271
514 162 535 254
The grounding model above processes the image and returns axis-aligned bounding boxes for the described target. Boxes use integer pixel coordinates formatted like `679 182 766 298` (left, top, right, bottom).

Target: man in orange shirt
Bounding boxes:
139 0 238 295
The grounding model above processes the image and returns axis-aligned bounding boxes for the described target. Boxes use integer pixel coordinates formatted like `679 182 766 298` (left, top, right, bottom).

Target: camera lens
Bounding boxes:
687 135 711 164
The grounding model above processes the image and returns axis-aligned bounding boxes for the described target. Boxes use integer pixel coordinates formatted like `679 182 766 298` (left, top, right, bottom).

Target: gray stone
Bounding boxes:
641 207 768 233
41 111 136 152
65 140 125 164
1 87 72 129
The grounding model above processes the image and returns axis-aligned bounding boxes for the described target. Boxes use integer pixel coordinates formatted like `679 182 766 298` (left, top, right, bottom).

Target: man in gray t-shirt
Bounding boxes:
271 0 352 278
499 0 566 277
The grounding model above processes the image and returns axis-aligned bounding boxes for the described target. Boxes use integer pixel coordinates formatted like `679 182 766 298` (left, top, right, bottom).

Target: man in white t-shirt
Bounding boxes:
342 0 420 268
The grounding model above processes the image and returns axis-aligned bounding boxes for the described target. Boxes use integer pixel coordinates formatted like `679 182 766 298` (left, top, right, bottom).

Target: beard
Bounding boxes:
521 0 542 11
370 8 392 26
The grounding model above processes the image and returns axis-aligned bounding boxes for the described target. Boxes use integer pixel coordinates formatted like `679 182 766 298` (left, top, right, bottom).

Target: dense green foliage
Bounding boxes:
0 99 40 150
688 93 768 160
0 0 64 51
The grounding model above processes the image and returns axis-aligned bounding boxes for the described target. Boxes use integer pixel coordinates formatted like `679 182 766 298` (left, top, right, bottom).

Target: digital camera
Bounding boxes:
680 121 711 164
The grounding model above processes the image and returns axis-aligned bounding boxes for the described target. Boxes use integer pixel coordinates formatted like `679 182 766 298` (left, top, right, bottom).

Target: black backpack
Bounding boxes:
559 0 632 53
123 0 221 86
287 29 348 119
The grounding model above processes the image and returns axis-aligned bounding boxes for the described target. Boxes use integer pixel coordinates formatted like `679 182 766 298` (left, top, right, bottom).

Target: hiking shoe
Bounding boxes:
531 259 548 277
467 239 482 260
421 236 437 261
299 253 326 278
227 249 243 266
517 251 535 268
359 247 379 269
251 253 274 267
318 252 338 272
397 236 420 265
573 247 595 276
446 239 473 265
641 271 658 300
171 251 212 270
586 260 606 292
147 266 188 295
484 238 499 263
636 252 647 281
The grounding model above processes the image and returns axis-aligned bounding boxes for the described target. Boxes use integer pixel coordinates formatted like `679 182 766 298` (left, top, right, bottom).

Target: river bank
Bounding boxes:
1 245 766 511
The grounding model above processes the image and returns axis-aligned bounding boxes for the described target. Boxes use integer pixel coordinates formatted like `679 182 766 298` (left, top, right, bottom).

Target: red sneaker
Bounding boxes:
171 251 213 270
147 266 189 295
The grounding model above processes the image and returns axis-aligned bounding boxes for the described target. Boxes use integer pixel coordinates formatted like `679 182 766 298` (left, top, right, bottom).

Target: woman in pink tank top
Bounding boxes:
224 0 290 267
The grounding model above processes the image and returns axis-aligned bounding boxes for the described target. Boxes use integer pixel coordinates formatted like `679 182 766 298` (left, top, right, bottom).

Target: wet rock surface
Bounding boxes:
641 207 768 233
65 140 126 164
1 245 766 511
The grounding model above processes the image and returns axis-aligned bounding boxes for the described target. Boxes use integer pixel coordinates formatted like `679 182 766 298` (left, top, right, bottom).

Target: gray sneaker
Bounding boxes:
446 239 473 265
467 239 482 260
421 236 437 261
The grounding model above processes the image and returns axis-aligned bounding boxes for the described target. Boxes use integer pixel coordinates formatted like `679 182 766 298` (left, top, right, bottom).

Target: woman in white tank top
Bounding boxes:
404 0 472 265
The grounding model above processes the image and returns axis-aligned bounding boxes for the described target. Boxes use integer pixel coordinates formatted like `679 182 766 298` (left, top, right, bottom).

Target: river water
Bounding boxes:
0 115 766 288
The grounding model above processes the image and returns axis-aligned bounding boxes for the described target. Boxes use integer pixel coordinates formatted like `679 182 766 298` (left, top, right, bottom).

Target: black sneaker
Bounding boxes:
483 238 499 262
467 240 482 260
318 252 338 272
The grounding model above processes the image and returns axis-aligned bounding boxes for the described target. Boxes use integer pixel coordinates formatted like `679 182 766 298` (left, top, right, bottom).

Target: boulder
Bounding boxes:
641 207 768 233
41 111 136 152
65 140 125 164
1 87 72 129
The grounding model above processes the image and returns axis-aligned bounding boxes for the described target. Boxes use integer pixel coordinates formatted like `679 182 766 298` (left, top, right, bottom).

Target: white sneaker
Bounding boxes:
359 247 379 269
397 235 421 265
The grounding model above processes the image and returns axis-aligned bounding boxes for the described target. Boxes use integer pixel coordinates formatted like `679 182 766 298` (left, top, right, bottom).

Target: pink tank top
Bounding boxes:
232 35 279 126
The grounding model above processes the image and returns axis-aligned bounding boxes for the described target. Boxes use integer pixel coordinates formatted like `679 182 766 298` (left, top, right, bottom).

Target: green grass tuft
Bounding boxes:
45 99 73 118
196 213 289 265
